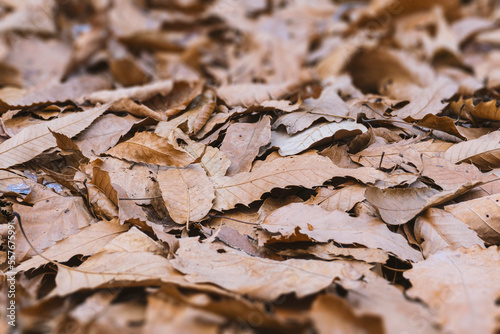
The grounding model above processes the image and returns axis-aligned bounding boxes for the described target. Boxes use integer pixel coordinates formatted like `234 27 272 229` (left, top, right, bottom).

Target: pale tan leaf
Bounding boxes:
50 251 184 297
144 292 223 334
404 246 500 334
0 169 26 194
186 89 216 135
106 131 194 167
305 184 366 212
273 86 351 134
158 164 215 224
0 75 110 111
84 79 174 104
212 153 418 211
260 203 422 262
390 76 458 120
271 121 366 156
421 156 484 191
109 98 163 121
415 208 485 257
171 237 370 300
210 154 335 211
16 219 129 272
351 139 453 170
444 131 500 169
220 116 271 176
444 193 500 244
0 103 109 169
217 79 303 107
279 242 389 264
172 129 230 177
74 114 140 157
365 182 481 225
340 269 438 334
13 183 94 261
311 294 383 334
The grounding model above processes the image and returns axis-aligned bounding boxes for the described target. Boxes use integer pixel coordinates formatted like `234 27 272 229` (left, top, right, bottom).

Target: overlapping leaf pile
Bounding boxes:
1 0 500 333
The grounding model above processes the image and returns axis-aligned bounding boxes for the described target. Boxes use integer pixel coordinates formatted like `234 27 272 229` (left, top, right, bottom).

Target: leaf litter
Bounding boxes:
1 0 500 333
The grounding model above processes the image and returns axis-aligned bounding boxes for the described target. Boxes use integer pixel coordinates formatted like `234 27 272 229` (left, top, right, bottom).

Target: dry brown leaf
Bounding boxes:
444 193 500 244
0 169 26 194
13 183 94 261
220 116 271 176
450 97 500 122
171 237 370 300
444 131 500 169
172 129 230 177
109 98 163 121
106 131 195 167
84 80 174 104
260 203 422 262
351 139 453 171
271 121 366 156
365 181 481 226
16 219 129 272
415 208 485 257
404 246 500 334
50 251 184 297
421 156 484 191
157 164 215 224
279 242 389 264
144 292 223 334
0 103 109 169
310 294 384 334
74 114 139 157
0 75 110 112
217 79 304 107
389 76 458 120
210 154 334 211
339 269 439 334
305 184 367 212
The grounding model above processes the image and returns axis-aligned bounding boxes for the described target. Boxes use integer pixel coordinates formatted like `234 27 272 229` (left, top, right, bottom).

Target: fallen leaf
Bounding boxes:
404 246 500 334
220 116 271 175
106 131 195 167
414 208 485 257
157 164 215 224
0 103 109 169
171 237 370 300
365 182 481 225
260 203 422 262
271 121 366 156
444 193 500 244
